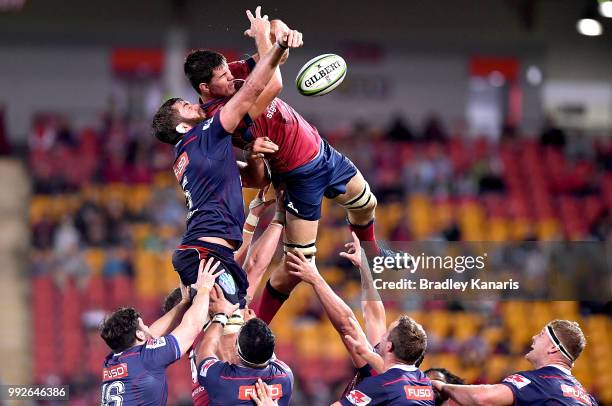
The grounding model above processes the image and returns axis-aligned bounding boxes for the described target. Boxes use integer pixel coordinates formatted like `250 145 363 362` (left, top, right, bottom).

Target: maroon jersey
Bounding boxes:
189 331 209 406
201 58 321 174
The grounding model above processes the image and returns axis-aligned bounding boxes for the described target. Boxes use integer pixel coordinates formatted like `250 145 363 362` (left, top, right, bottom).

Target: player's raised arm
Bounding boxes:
149 280 192 337
245 189 286 300
195 285 239 366
170 258 224 357
431 381 514 406
343 318 384 373
286 251 374 368
234 186 276 266
339 232 387 345
220 9 301 134
244 13 302 120
243 6 281 121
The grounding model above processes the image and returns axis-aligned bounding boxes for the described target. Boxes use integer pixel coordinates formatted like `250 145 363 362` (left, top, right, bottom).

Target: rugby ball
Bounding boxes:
295 54 347 96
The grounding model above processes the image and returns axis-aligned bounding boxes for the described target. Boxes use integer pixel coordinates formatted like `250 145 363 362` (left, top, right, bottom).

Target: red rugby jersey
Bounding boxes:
201 58 321 174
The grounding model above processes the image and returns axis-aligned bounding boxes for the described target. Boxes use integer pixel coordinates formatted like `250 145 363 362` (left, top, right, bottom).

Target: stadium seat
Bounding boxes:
61 278 84 378
487 355 512 382
108 275 135 309
134 250 161 299
84 249 106 277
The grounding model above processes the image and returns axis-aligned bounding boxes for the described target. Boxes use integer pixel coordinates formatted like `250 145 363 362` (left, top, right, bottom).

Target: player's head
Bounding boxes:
100 307 154 353
162 287 183 314
236 318 275 368
380 316 427 366
184 49 236 98
161 287 196 314
425 368 464 406
526 319 586 367
425 368 464 384
152 98 207 145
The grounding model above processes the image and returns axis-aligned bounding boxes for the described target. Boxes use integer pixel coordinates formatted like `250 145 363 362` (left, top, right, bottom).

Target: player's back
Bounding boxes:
101 335 180 405
173 110 244 246
502 365 597 405
342 365 435 406
198 356 294 406
250 97 321 173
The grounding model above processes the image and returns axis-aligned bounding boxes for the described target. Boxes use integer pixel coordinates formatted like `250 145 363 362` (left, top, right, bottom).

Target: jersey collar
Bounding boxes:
200 97 226 111
174 126 199 150
390 364 418 372
546 364 572 376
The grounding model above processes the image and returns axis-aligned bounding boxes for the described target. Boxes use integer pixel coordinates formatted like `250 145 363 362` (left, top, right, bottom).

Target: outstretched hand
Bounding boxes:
286 251 321 285
209 284 240 316
339 231 365 269
276 28 303 49
244 6 270 39
247 136 279 159
193 258 224 293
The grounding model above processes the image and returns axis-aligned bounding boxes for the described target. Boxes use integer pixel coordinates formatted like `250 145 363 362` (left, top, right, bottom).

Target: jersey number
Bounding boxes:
101 381 125 406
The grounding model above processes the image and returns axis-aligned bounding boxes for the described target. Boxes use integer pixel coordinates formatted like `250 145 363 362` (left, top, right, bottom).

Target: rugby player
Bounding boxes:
162 186 284 311
100 257 222 405
162 190 285 406
151 10 302 308
287 250 434 405
431 320 597 405
194 288 294 406
183 9 399 325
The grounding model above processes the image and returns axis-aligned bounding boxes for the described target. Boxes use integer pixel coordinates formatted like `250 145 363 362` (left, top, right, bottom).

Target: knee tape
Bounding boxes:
343 182 375 211
283 239 317 258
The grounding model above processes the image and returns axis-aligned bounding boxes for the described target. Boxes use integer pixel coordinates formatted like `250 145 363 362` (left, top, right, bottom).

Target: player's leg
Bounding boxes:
332 170 381 253
254 213 319 324
320 141 383 256
274 213 319 291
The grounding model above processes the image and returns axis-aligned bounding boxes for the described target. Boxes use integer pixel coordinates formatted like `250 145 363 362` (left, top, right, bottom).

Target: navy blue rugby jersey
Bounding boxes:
501 365 597 405
341 364 435 406
101 335 180 405
197 356 294 405
173 110 245 246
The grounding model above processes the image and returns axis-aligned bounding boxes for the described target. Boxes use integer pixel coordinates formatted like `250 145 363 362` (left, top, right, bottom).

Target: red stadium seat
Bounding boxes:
108 274 135 310
83 275 106 310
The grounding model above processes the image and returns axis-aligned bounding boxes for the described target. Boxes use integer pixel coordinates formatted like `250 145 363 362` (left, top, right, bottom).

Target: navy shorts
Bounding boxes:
172 240 248 308
272 139 358 221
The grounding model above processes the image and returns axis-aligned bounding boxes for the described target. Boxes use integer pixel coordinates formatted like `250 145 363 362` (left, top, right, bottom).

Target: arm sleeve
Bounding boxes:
140 334 181 369
340 375 383 406
228 58 256 80
500 372 534 405
197 356 226 389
